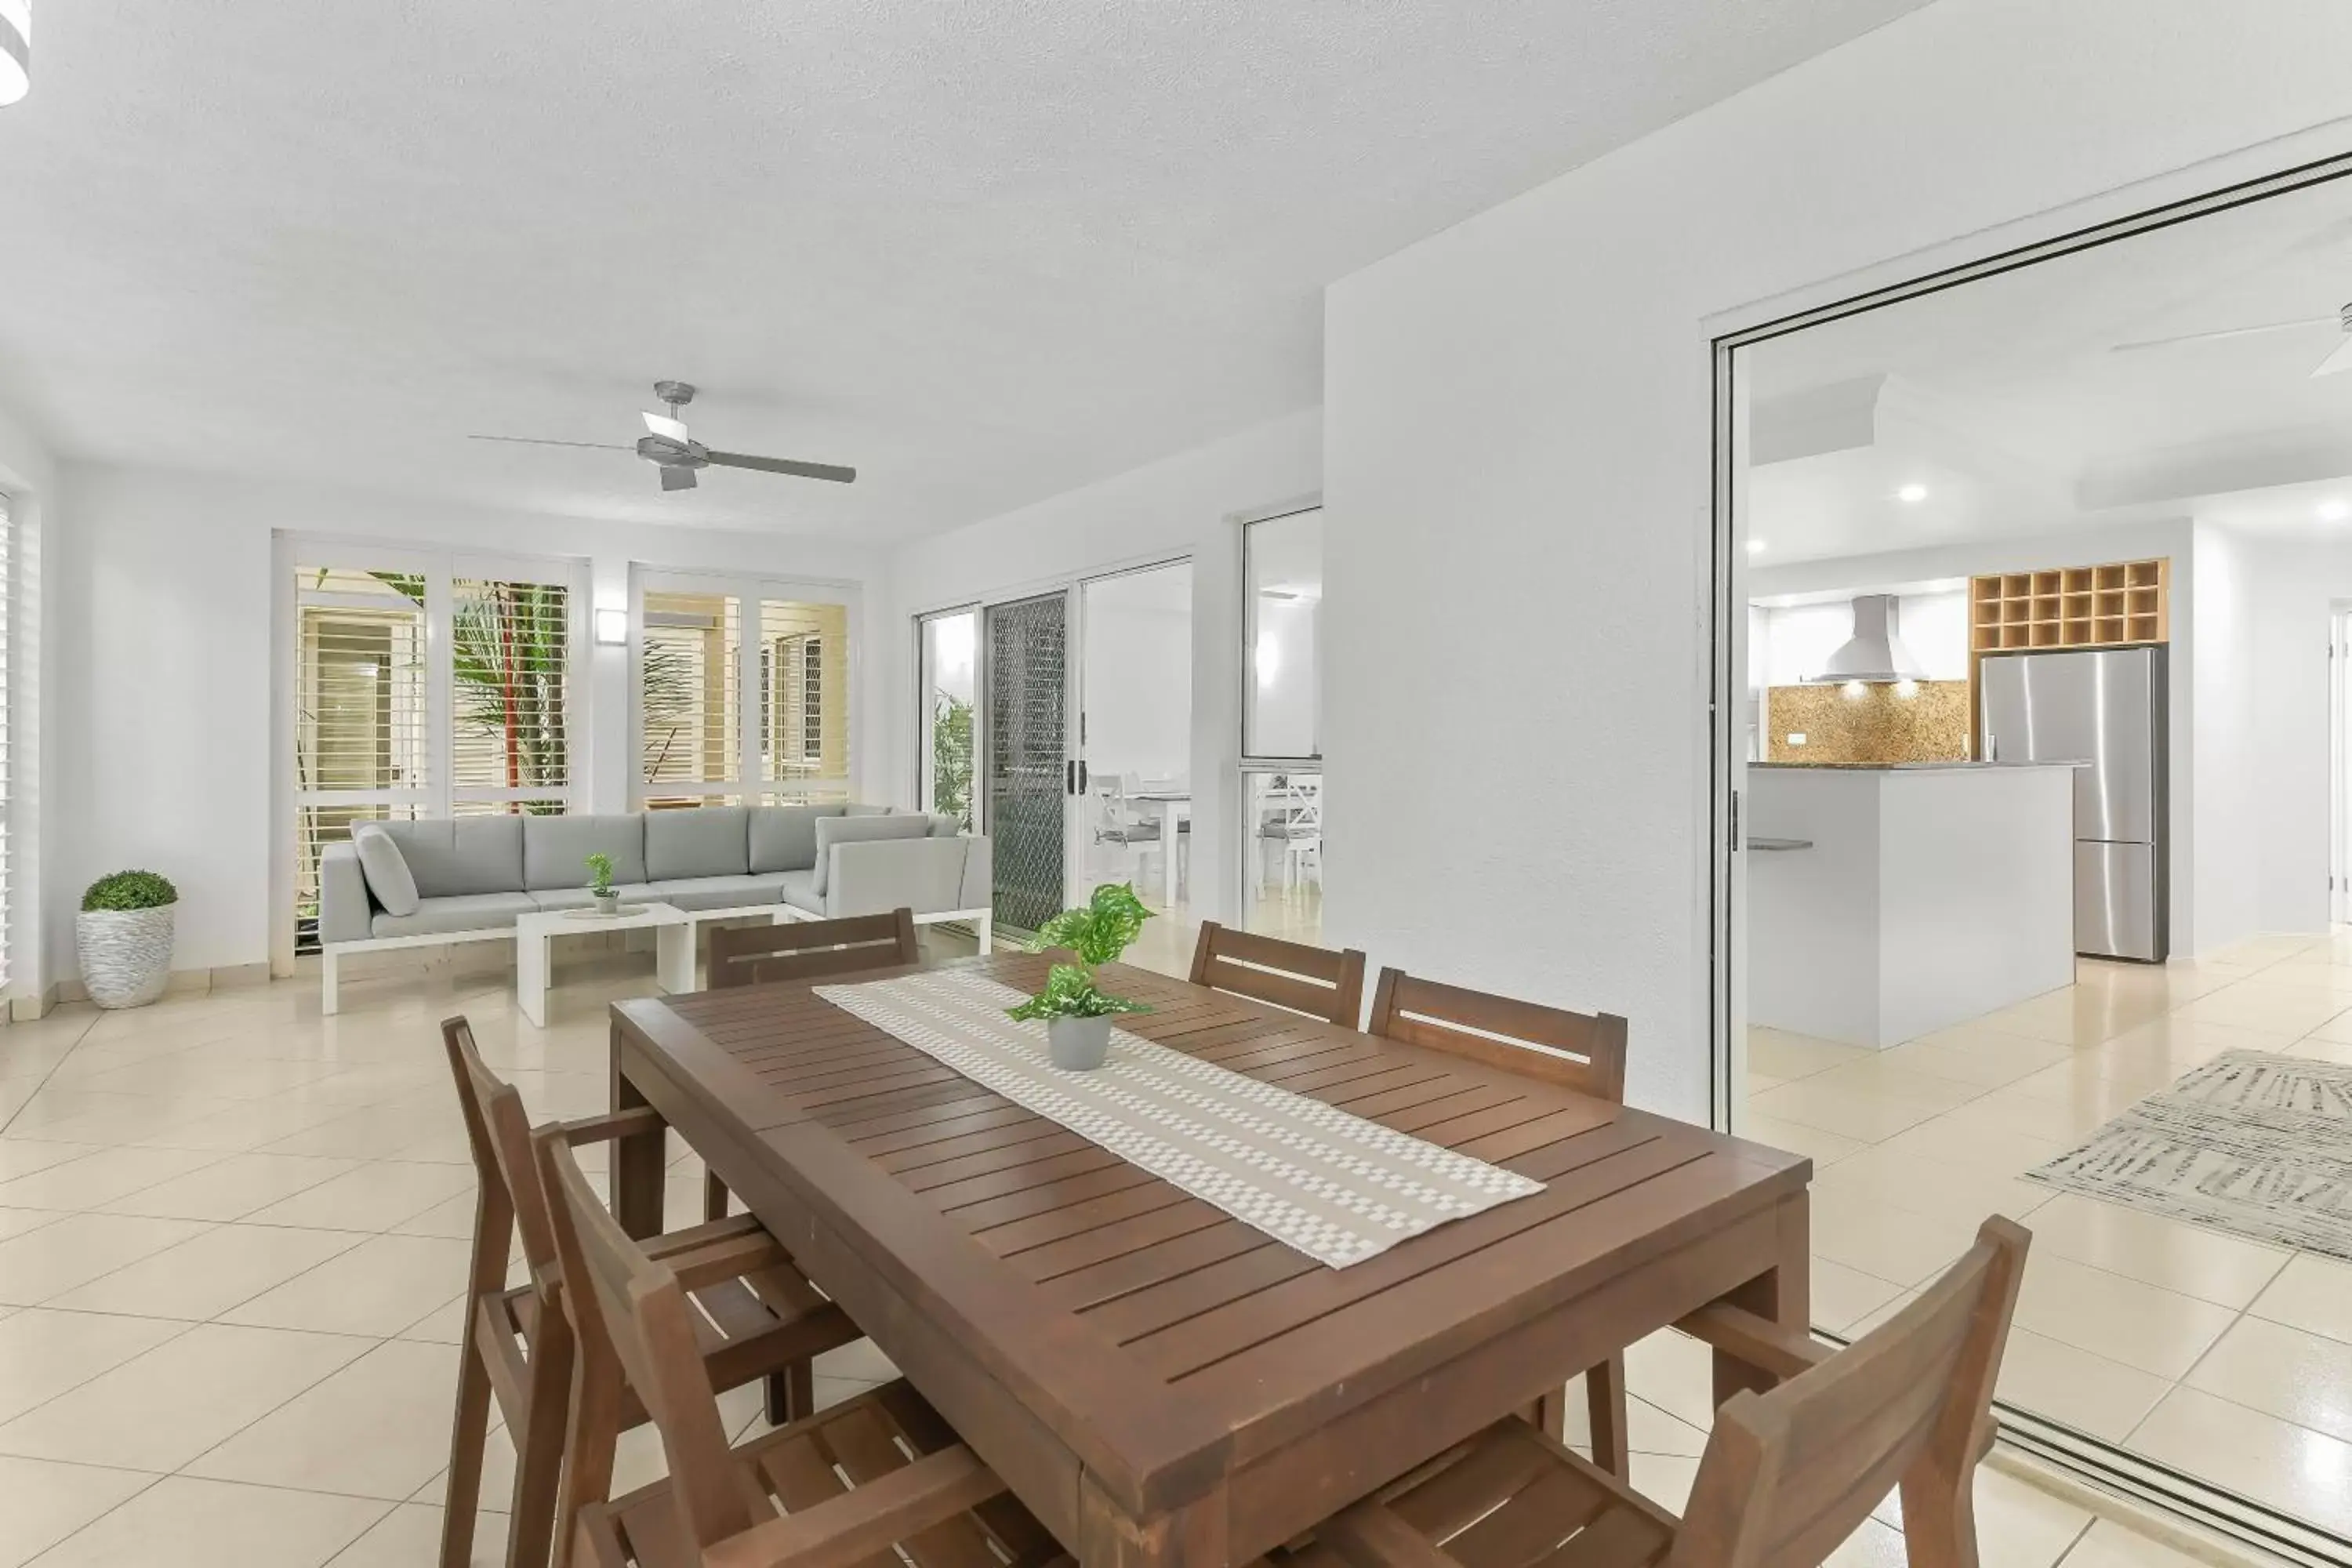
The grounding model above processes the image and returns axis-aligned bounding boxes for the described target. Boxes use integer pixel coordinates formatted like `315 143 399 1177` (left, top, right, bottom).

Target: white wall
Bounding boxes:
1323 0 2352 1120
2204 525 2352 939
887 408 1323 925
53 463 890 982
1082 567 1193 784
2191 521 2261 953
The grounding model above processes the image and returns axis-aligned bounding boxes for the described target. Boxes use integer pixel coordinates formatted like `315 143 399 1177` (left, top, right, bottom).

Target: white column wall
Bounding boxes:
0 405 56 1015
1323 0 2352 1120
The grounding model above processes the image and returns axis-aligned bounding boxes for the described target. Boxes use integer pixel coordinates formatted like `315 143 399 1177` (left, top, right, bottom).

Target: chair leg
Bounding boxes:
503 1308 575 1568
548 1344 624 1568
1587 1356 1632 1480
437 1336 496 1568
704 1169 729 1221
1898 1470 1981 1568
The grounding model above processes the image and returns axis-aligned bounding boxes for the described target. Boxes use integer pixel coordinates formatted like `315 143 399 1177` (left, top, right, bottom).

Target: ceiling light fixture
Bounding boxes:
2320 499 2350 524
0 0 27 107
1896 483 1929 504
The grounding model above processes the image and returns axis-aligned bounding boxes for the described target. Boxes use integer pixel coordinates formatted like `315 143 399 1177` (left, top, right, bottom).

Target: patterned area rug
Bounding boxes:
2026 1050 2352 1261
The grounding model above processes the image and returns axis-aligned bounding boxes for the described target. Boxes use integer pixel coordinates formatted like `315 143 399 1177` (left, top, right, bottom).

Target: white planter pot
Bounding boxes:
76 904 176 1009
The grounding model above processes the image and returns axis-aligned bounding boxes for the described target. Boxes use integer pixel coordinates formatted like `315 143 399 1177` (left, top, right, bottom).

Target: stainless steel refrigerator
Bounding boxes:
1980 646 2169 962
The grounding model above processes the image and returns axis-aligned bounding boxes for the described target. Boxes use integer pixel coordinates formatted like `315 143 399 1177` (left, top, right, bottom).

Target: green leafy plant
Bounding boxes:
1007 883 1155 1022
931 695 974 830
82 870 178 913
1007 962 1152 1022
586 852 616 898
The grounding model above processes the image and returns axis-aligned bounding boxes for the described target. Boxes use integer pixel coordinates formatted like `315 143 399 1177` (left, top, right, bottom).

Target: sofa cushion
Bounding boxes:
779 870 823 915
648 875 788 913
528 884 658 913
645 806 750 880
811 813 934 895
928 815 964 838
375 818 524 898
522 814 645 891
370 891 538 938
818 837 969 918
845 803 895 817
350 825 420 916
748 804 846 875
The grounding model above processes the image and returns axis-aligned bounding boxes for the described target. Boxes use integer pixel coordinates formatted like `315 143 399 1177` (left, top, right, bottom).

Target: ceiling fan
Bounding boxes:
470 381 856 492
2110 303 2352 377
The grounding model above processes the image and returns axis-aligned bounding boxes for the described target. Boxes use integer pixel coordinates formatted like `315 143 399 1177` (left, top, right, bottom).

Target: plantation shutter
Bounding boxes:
757 597 849 803
450 575 572 816
292 567 431 950
640 590 741 807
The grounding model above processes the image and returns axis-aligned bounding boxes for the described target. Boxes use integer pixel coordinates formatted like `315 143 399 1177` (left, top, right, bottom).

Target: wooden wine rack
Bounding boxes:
1968 559 2168 654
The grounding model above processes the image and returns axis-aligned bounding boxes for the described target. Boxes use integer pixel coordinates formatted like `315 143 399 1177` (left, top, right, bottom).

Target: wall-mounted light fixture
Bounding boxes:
593 608 628 646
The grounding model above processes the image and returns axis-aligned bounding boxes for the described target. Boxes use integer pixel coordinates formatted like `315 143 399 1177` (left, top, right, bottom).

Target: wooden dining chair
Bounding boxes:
1365 967 1632 1478
1304 1217 2031 1568
437 1017 861 1568
1189 920 1368 1026
533 1127 1072 1568
701 907 923 1221
709 906 922 989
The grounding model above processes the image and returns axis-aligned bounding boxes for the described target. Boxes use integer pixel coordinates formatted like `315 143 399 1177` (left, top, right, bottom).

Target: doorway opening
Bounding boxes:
1714 153 2352 1560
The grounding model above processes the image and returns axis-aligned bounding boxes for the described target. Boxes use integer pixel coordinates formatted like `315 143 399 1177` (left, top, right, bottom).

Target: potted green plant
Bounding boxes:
77 870 178 1009
585 851 620 916
1006 883 1154 1069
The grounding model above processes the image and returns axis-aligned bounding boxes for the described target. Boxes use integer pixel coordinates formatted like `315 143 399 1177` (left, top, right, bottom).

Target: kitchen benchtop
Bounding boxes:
1750 760 2087 771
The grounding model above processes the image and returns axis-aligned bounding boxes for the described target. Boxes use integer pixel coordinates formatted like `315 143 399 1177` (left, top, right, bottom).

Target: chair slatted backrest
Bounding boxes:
1366 969 1628 1102
1668 1218 2031 1568
535 1130 757 1552
710 909 921 989
1188 921 1367 1027
441 1017 563 1277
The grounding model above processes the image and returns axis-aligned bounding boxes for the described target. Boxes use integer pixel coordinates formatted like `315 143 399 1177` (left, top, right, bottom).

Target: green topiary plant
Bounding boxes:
1006 883 1155 1022
585 852 615 898
82 870 178 912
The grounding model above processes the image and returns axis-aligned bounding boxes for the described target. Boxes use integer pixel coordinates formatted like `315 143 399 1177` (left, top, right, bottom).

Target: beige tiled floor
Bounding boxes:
1748 931 2352 1539
0 936 2263 1566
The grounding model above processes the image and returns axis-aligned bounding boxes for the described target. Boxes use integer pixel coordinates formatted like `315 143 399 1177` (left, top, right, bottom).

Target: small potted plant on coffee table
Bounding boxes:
1006 882 1154 1070
585 851 621 916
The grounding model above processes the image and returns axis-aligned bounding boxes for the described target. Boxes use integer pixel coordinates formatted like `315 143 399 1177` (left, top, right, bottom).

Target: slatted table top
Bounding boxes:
612 952 1809 1549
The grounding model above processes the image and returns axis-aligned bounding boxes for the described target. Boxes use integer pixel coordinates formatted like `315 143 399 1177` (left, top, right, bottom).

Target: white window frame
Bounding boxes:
915 604 984 833
273 537 587 967
630 567 860 807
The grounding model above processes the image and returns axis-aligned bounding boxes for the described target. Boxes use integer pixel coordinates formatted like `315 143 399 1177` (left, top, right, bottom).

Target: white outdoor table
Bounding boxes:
514 901 695 1027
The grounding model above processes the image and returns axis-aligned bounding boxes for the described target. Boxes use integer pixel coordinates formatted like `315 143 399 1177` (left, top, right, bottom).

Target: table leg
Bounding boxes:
1162 805 1179 909
608 1028 666 1240
1077 1472 1225 1568
655 921 695 994
517 927 549 1028
1713 1192 1811 1406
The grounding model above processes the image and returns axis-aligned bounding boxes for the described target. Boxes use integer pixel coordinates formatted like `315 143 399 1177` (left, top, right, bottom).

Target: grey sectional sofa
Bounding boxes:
316 803 990 1012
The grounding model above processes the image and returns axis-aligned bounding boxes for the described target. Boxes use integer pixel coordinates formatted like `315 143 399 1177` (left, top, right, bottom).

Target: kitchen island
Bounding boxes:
1747 762 2076 1050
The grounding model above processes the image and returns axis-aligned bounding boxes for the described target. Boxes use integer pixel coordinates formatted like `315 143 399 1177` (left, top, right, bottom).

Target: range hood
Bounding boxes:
1805 595 1929 685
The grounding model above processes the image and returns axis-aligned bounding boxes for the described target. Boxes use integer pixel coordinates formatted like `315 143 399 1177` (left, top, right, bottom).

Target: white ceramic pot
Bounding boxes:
593 891 621 916
1046 1014 1113 1071
76 904 176 1009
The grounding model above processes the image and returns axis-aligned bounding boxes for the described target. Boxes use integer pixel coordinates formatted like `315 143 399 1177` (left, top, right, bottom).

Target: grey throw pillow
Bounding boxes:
351 825 421 916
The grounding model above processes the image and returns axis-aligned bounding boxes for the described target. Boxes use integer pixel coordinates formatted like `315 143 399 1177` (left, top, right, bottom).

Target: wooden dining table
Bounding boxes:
607 951 1810 1568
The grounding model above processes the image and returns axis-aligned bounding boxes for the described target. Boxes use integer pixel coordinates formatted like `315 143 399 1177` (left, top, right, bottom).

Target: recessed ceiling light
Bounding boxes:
1745 539 1767 555
1896 484 1929 504
2321 499 2350 523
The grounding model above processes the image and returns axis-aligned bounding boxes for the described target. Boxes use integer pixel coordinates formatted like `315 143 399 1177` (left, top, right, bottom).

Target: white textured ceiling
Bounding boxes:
1744 173 2352 562
0 0 1927 542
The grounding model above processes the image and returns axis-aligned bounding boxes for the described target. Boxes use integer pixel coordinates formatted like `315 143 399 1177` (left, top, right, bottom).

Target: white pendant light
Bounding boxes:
0 0 28 107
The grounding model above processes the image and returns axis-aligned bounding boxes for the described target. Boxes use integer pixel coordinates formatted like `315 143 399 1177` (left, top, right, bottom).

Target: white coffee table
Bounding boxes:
514 902 695 1028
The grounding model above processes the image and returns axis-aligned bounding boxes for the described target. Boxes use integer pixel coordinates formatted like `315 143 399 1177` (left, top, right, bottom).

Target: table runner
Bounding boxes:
813 967 1543 1268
